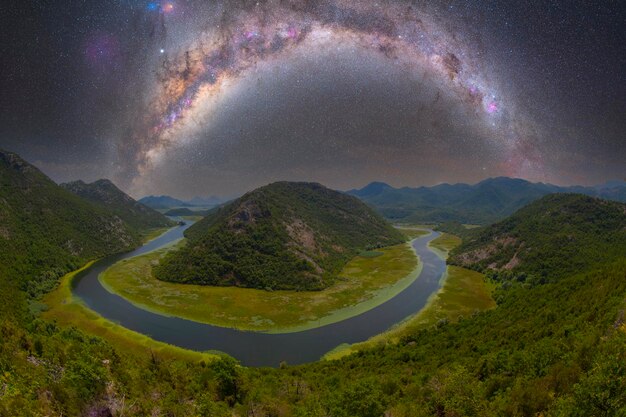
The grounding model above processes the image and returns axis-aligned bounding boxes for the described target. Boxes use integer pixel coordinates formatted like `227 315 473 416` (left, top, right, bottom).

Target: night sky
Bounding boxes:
1 0 624 199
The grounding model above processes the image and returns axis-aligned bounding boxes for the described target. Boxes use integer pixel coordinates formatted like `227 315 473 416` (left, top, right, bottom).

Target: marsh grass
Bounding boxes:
395 226 431 239
139 227 172 243
428 233 462 259
99 240 421 332
42 263 219 363
324 232 495 360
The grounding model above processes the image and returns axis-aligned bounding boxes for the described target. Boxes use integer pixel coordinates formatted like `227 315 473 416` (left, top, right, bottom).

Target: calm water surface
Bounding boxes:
73 223 446 367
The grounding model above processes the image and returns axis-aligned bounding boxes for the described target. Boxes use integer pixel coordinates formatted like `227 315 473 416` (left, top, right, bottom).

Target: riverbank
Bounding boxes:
52 227 454 366
99 237 423 333
42 242 219 364
324 233 496 360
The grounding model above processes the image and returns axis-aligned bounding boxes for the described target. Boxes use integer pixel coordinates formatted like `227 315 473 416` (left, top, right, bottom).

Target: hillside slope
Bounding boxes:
0 150 141 300
61 179 175 232
449 193 626 282
155 182 405 290
348 177 626 224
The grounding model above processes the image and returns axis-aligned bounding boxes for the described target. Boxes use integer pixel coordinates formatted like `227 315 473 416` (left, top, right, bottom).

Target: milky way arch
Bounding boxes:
118 0 539 190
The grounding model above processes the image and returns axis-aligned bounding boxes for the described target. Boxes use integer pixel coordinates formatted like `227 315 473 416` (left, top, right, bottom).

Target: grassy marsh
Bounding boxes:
41 262 219 363
429 232 462 259
99 240 421 333
324 232 495 360
395 226 431 239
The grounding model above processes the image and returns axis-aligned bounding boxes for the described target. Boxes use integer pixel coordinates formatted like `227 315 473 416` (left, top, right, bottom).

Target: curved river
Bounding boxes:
73 224 446 367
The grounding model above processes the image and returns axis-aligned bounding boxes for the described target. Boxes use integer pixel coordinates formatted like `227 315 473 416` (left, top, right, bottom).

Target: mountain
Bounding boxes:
595 179 626 189
434 220 478 239
155 181 405 290
163 207 215 217
347 176 626 224
449 193 626 282
139 194 225 209
0 150 141 301
346 181 393 198
61 179 175 232
187 195 223 207
138 195 189 209
163 207 202 216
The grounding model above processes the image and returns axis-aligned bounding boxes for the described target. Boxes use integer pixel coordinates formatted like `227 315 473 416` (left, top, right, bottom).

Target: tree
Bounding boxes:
211 356 243 406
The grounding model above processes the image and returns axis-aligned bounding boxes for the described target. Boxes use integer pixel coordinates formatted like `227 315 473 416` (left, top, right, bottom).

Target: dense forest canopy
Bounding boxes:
0 150 141 302
155 182 405 290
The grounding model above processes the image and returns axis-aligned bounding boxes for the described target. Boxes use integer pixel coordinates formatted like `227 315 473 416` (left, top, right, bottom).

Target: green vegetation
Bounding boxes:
2 150 626 416
61 179 175 233
395 226 431 239
155 182 405 291
140 226 173 243
164 207 211 216
0 150 141 302
41 260 218 363
326 265 496 360
348 178 561 224
450 193 626 283
434 220 481 240
100 240 420 332
349 177 626 224
428 233 462 259
137 195 188 209
357 250 384 258
9 251 626 415
326 231 494 360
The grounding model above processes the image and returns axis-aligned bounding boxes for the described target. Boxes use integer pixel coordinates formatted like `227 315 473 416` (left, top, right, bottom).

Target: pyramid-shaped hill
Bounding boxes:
155 182 405 291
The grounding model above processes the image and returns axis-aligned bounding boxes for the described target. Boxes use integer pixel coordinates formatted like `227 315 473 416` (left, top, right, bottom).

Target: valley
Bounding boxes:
46 224 449 366
1 149 625 415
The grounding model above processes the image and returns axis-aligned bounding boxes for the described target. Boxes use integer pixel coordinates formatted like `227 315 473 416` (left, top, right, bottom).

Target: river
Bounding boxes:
72 223 446 367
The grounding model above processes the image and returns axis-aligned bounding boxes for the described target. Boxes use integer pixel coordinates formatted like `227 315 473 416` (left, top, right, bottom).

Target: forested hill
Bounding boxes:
62 179 175 232
155 181 405 290
0 150 141 302
449 193 626 282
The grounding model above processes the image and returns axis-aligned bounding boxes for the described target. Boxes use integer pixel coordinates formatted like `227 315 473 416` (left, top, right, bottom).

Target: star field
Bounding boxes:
0 0 624 198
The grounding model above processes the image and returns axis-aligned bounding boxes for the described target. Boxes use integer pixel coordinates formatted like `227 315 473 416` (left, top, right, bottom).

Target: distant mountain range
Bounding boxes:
346 177 626 224
138 195 224 210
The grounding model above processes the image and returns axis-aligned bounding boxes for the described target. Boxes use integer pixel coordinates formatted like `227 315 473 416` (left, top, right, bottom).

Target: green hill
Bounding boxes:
0 150 142 301
449 193 626 283
155 181 405 290
61 179 175 232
